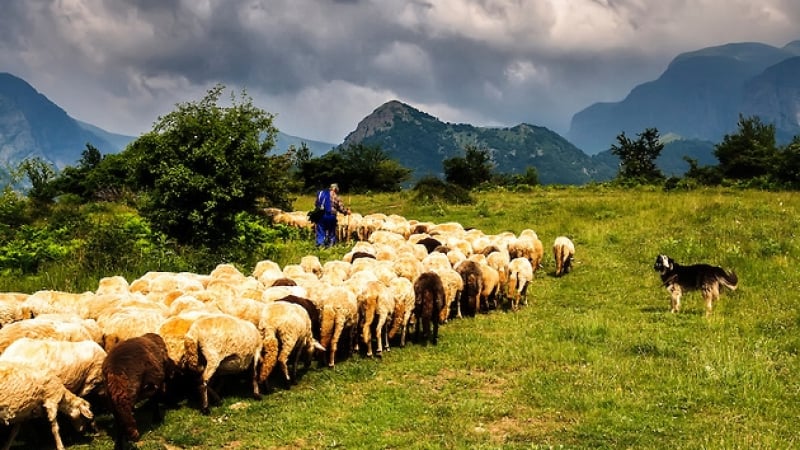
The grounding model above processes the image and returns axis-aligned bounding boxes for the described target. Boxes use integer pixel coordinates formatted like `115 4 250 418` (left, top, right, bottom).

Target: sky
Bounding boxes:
1 0 798 145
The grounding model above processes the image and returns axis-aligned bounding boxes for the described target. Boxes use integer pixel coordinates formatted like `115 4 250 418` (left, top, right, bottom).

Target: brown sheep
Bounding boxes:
413 272 445 345
455 260 483 318
102 333 175 450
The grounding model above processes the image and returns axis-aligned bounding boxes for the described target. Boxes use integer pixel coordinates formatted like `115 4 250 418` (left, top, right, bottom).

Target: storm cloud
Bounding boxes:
1 0 798 143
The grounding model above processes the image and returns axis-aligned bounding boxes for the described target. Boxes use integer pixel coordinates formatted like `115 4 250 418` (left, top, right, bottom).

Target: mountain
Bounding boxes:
0 72 130 169
569 40 800 154
275 132 335 156
342 100 616 185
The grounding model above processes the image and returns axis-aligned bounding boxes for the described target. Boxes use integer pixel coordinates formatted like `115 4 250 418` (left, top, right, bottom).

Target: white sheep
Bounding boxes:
0 337 107 398
258 301 325 387
182 313 266 414
507 257 534 311
553 236 576 277
0 361 94 450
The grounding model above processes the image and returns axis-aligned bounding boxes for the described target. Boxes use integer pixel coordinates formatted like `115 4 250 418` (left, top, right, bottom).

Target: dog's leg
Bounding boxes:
668 285 681 313
703 285 719 316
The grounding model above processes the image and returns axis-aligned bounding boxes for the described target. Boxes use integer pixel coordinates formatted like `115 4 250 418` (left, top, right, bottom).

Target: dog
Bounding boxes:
653 254 738 315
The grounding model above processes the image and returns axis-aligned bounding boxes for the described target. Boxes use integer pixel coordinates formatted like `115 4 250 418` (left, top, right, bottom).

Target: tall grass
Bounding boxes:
9 186 800 449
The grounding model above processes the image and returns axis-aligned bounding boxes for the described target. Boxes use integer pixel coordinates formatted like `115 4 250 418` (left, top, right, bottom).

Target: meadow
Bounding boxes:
9 186 800 449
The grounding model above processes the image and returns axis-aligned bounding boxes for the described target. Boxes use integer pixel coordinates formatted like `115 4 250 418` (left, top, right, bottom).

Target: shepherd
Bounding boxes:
314 183 351 247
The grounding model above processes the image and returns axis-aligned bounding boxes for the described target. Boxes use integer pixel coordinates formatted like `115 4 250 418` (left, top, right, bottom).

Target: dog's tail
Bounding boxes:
719 270 738 291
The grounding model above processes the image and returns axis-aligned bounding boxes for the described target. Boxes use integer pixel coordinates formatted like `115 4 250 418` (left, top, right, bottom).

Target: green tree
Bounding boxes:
125 84 291 247
774 135 800 188
13 157 58 203
714 114 778 180
443 145 494 189
299 143 411 193
610 128 665 183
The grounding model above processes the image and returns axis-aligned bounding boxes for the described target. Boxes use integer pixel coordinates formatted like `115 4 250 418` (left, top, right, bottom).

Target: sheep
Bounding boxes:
101 333 175 450
455 260 484 318
436 267 464 324
507 257 534 311
486 250 511 302
258 301 325 388
413 272 445 345
0 317 99 353
508 232 544 272
22 289 95 317
478 263 501 312
182 314 265 414
95 275 130 295
0 337 107 398
253 259 285 286
317 286 359 368
0 295 32 328
553 236 576 277
386 276 415 348
97 307 166 352
416 236 443 254
300 255 323 278
0 361 94 450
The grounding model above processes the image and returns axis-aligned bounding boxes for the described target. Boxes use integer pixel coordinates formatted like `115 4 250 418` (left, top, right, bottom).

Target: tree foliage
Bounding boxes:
12 157 58 203
124 84 291 247
443 145 495 189
610 128 665 183
714 114 779 180
298 143 411 193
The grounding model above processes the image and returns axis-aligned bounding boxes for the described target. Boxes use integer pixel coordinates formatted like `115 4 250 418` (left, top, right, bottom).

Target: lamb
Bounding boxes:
0 337 107 398
102 333 175 450
553 236 576 277
507 257 534 311
182 314 265 414
0 361 94 450
413 272 445 345
258 301 325 388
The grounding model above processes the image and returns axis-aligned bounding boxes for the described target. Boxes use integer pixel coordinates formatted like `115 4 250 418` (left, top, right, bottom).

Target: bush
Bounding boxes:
412 176 475 204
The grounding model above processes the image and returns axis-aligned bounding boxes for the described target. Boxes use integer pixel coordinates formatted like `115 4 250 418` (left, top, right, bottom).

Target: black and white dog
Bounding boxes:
653 254 738 315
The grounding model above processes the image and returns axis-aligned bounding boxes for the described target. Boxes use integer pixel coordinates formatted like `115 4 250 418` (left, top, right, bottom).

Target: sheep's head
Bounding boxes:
60 391 94 432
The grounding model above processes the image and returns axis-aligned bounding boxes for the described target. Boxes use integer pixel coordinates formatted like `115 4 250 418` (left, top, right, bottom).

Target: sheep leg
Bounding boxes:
375 314 387 356
3 423 21 450
251 358 262 400
45 400 66 450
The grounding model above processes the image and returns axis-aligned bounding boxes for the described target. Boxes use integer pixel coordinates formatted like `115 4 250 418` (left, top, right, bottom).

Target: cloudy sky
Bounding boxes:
1 0 798 144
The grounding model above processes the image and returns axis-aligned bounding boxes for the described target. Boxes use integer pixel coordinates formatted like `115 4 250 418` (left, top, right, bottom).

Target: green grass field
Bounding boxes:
12 186 800 449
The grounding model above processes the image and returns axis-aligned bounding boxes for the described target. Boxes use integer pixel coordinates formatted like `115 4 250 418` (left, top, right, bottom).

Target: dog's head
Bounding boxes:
653 254 673 274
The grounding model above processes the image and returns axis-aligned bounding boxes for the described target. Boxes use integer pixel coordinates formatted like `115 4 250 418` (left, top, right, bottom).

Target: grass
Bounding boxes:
10 186 800 449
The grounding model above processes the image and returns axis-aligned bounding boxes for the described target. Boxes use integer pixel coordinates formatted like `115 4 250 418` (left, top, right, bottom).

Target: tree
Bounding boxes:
298 143 411 193
13 157 58 203
714 114 778 180
125 84 291 247
443 145 494 189
610 128 664 183
774 135 800 188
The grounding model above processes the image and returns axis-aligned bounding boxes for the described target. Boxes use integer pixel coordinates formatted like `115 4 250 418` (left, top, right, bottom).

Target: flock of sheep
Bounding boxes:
0 210 575 450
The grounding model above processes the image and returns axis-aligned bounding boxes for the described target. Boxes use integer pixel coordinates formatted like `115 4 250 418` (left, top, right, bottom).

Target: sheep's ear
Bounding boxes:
79 401 94 420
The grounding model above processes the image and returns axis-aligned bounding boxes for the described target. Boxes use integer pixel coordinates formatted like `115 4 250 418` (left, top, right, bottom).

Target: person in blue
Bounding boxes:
314 183 350 247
